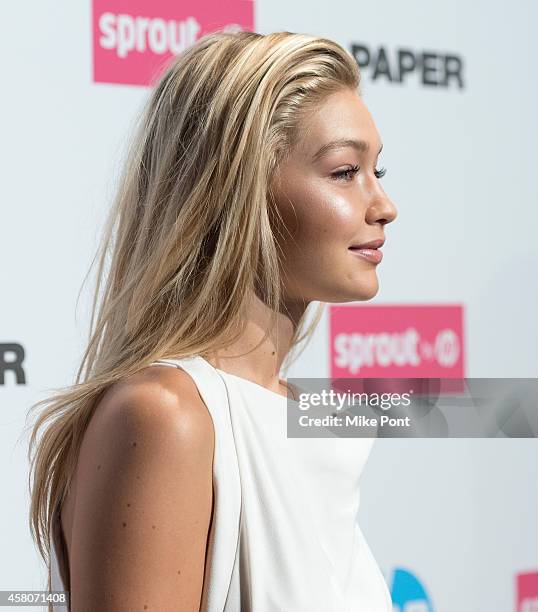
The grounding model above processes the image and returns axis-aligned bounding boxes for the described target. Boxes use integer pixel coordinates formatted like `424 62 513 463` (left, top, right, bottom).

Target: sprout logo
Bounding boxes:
390 567 433 612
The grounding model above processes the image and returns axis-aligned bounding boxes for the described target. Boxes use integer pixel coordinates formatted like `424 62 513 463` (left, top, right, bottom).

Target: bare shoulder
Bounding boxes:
67 364 214 611
92 363 215 450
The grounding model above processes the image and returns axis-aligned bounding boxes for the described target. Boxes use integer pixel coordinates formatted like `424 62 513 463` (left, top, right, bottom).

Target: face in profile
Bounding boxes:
270 87 398 305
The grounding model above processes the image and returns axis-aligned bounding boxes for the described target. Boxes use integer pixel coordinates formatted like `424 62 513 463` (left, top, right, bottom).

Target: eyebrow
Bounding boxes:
311 138 383 162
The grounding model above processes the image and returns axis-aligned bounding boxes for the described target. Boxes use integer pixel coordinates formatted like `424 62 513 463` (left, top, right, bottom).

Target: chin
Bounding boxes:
351 284 379 302
321 278 380 303
343 271 380 302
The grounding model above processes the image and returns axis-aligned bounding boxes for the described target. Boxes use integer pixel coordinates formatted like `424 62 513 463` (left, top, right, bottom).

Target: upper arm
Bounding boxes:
68 368 214 612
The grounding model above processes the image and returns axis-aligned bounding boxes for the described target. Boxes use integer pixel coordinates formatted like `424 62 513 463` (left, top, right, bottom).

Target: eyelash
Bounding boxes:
331 165 387 181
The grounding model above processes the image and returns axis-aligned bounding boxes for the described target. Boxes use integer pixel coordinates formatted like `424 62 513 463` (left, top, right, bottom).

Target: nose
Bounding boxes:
365 188 398 226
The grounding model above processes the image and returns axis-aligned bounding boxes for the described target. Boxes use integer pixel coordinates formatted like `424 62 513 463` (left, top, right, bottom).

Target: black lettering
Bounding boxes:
351 44 370 68
443 54 464 88
421 52 440 87
397 49 417 83
372 46 393 82
350 43 465 90
0 343 26 385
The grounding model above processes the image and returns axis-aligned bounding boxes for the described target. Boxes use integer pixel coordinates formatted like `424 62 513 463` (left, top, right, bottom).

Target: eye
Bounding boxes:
374 166 387 179
330 165 388 182
331 165 360 181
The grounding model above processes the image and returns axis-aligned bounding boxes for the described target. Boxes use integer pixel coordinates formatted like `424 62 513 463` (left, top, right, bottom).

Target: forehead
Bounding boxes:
296 88 381 158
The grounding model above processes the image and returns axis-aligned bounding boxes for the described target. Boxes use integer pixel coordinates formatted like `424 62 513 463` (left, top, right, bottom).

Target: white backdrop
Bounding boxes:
1 1 537 610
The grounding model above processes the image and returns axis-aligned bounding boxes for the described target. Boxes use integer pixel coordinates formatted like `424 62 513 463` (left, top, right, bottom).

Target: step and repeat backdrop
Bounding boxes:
2 1 537 610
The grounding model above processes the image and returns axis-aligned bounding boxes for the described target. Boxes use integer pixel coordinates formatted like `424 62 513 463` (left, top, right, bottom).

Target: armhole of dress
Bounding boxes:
148 357 242 612
49 506 70 608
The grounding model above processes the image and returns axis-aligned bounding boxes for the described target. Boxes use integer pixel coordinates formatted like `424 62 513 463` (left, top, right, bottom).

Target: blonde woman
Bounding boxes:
28 30 397 611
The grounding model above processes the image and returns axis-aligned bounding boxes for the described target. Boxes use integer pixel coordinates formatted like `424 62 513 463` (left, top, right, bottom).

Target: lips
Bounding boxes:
349 238 385 250
348 238 385 264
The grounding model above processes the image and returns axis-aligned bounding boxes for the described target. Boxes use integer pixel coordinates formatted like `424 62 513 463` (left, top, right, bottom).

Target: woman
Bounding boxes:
28 30 397 611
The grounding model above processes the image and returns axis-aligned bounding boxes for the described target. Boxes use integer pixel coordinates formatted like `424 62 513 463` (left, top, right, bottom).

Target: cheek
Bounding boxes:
278 180 358 247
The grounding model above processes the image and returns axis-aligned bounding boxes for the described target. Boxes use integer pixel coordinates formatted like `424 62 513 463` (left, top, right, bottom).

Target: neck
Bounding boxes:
204 291 307 393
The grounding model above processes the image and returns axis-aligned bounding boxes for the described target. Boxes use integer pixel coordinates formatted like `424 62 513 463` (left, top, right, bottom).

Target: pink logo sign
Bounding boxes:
516 571 538 612
92 0 254 86
330 304 465 378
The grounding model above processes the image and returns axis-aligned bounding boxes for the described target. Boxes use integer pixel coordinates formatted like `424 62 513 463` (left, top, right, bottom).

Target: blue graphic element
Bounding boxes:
389 567 433 612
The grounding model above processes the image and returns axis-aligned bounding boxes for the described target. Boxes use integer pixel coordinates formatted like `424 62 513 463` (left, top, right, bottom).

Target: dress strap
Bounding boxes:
148 356 242 611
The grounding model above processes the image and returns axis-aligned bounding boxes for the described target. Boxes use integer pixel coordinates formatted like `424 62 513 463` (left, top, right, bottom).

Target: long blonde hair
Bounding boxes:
26 29 361 584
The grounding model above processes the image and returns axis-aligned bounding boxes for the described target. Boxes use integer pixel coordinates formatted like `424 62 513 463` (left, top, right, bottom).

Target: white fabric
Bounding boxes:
49 355 392 611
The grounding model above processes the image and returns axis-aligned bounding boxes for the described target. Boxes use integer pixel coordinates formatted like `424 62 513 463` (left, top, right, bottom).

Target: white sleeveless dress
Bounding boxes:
49 355 392 611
